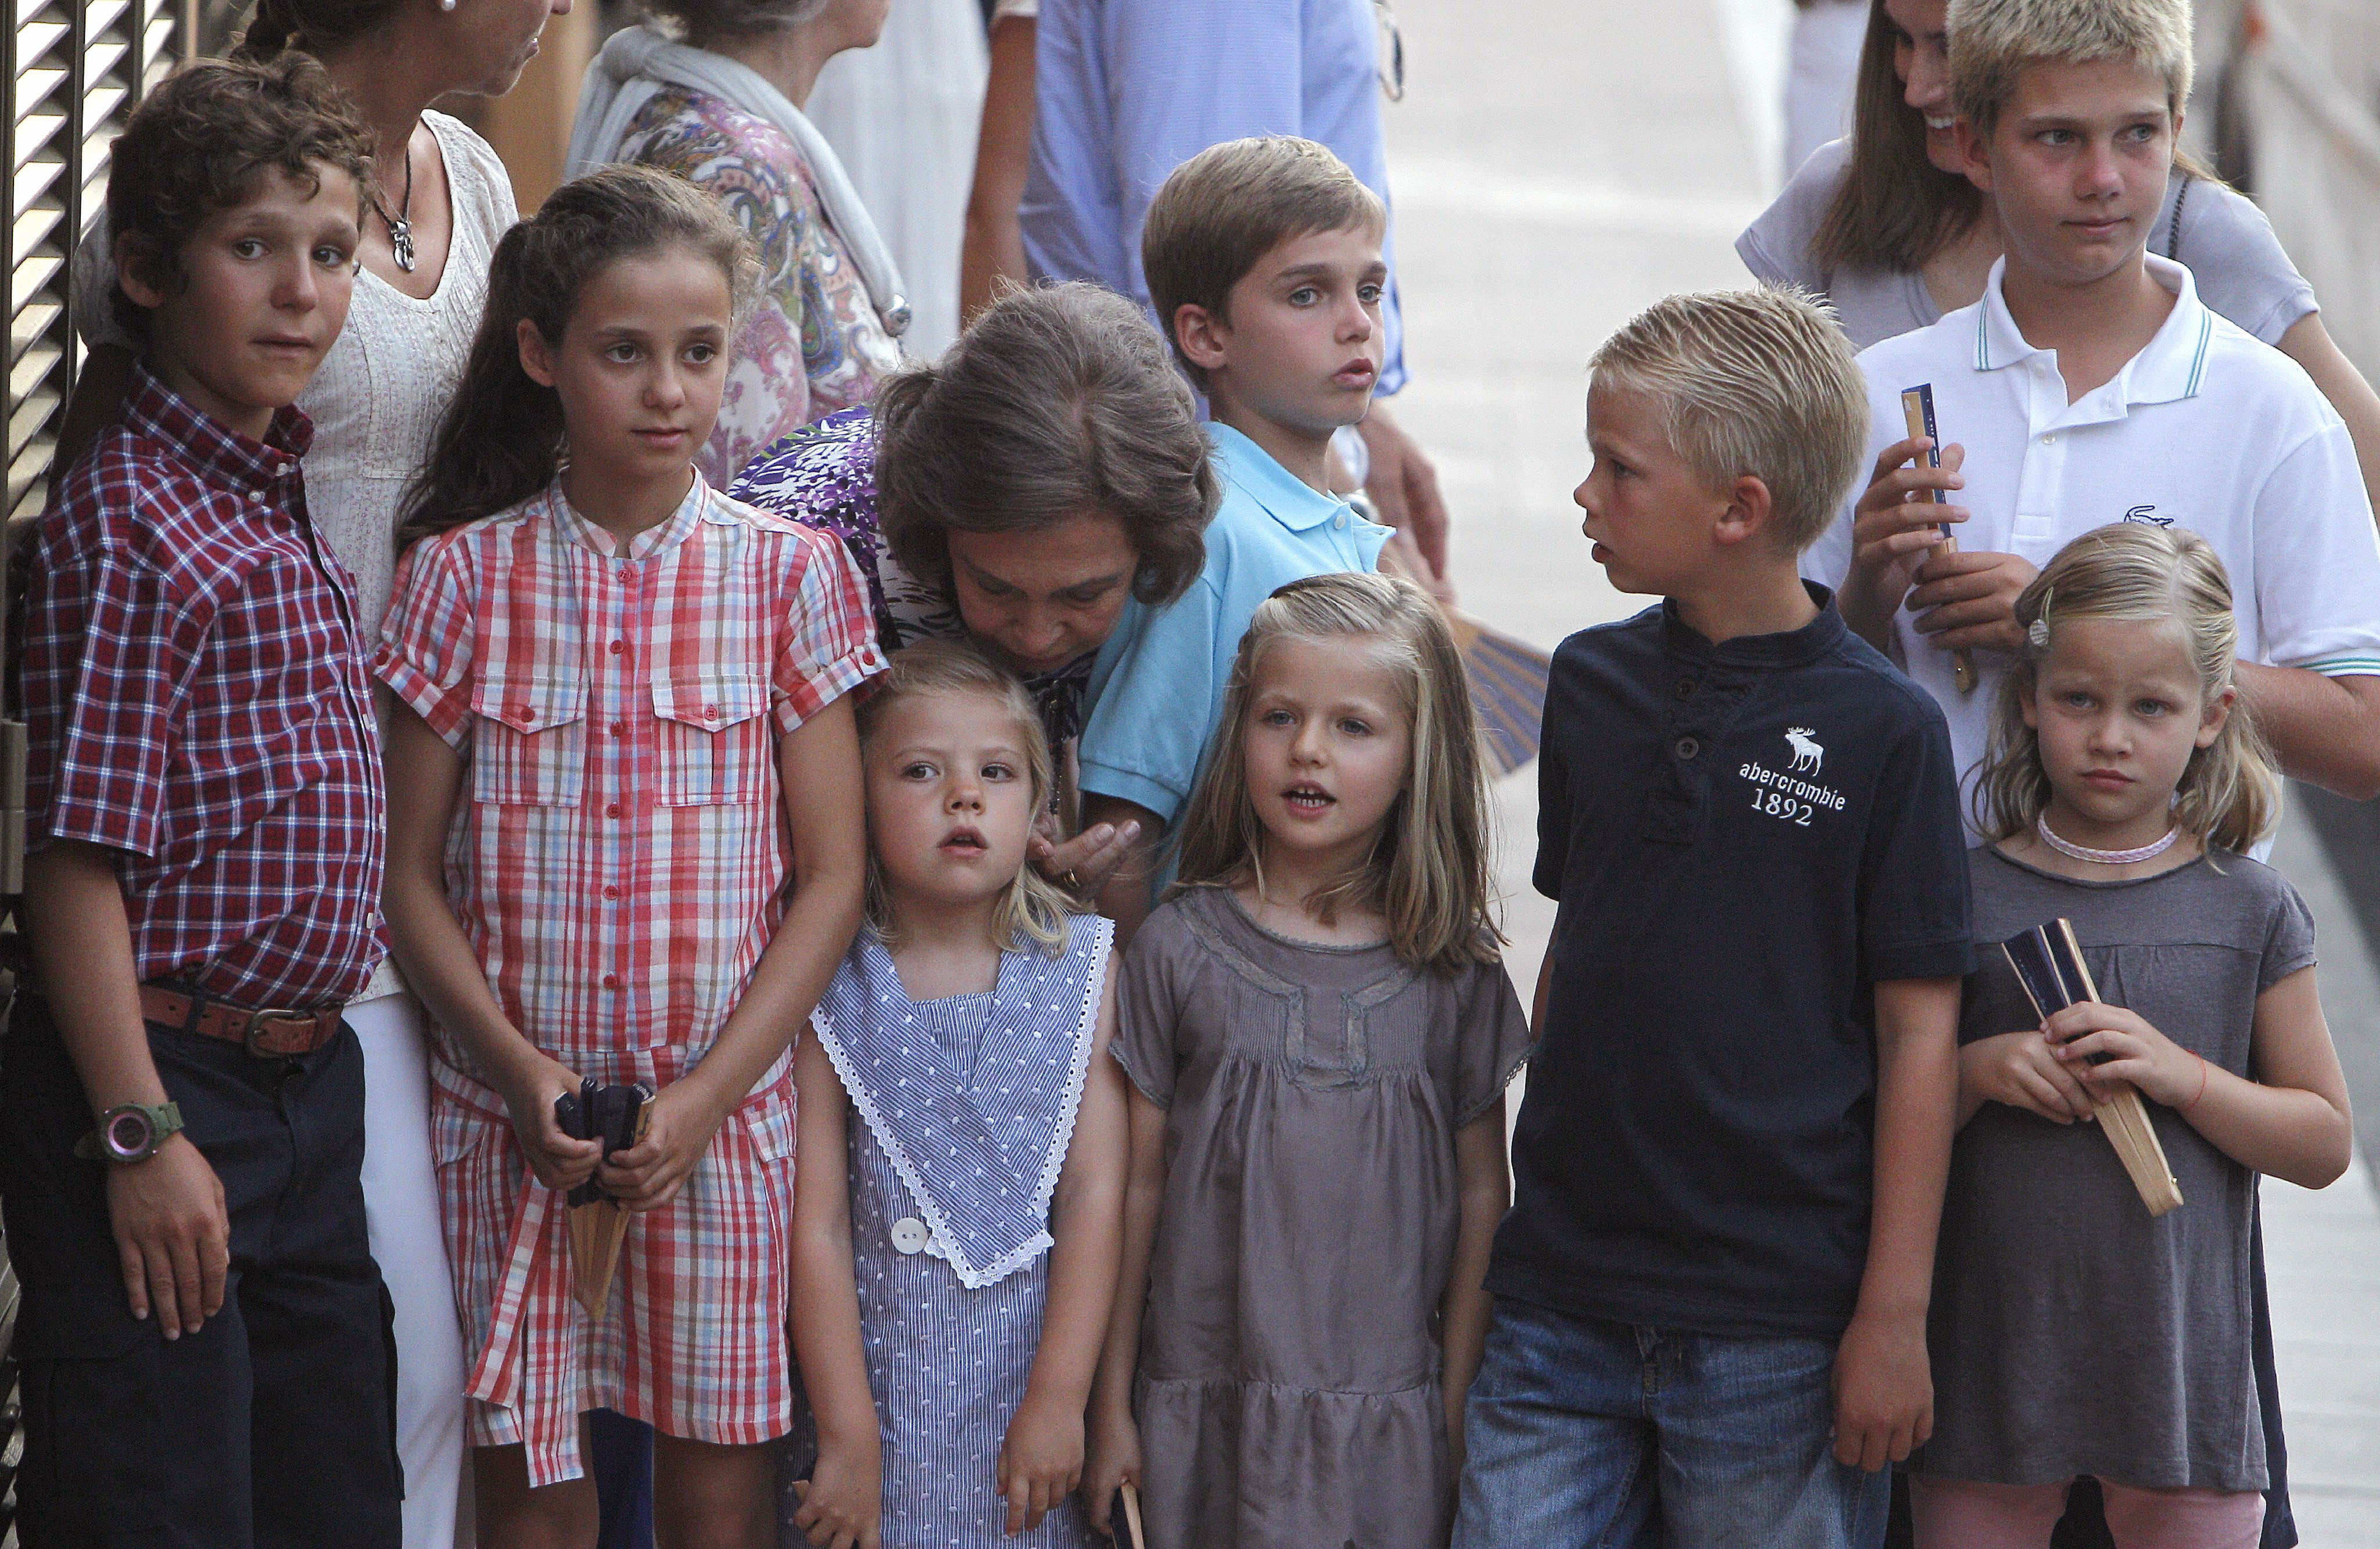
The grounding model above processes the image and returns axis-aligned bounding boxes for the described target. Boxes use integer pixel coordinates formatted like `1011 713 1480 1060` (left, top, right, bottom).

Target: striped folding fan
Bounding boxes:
1372 540 1552 778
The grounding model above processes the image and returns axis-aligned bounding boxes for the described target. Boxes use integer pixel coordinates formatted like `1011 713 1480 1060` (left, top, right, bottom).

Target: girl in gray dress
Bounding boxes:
786 643 1128 1549
1919 525 2353 1547
1084 574 1533 1549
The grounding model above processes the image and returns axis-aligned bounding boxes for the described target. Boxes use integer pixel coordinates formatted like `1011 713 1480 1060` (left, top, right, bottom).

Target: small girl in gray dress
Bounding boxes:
1084 574 1533 1549
784 642 1128 1549
1917 525 2354 1548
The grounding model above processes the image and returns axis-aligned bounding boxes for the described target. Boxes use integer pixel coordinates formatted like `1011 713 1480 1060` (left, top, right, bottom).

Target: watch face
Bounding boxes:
103 1108 155 1160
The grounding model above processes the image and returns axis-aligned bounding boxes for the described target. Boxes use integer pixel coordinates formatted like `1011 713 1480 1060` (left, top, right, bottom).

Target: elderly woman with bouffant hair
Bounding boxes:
569 0 911 485
732 281 1220 896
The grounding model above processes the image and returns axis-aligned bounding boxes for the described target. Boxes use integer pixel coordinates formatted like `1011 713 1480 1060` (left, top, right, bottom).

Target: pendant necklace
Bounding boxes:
2035 811 2178 866
372 142 417 273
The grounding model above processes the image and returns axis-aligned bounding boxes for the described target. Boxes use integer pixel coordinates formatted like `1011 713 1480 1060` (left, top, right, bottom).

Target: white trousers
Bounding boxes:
352 992 472 1549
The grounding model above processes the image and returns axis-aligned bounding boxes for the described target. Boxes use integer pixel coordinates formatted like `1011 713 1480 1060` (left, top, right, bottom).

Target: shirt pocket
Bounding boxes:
468 672 589 807
651 671 773 806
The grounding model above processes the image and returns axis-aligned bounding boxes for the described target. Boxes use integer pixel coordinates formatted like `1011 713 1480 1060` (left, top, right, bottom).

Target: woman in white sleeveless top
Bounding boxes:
62 2 567 1544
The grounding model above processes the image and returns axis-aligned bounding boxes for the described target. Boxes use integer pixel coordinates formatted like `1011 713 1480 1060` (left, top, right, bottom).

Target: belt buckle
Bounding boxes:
241 1007 316 1058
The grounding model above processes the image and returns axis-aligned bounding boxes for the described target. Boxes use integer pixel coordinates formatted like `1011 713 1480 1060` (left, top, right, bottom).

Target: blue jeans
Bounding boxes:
1454 1297 1889 1549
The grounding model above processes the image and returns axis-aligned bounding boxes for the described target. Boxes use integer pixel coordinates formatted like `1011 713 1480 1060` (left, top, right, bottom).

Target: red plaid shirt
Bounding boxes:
16 364 386 1008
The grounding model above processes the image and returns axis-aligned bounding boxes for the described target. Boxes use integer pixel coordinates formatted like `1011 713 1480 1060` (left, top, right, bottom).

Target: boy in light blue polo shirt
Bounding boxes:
1080 136 1392 938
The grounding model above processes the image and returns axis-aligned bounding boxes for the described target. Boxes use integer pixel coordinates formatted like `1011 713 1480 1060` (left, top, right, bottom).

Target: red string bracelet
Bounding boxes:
2181 1052 2212 1113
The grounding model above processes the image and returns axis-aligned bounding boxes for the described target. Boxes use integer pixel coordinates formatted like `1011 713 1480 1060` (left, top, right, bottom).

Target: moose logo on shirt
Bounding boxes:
1739 727 1848 829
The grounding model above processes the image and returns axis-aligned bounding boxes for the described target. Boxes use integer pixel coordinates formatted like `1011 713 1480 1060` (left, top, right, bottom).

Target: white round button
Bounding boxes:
890 1217 929 1255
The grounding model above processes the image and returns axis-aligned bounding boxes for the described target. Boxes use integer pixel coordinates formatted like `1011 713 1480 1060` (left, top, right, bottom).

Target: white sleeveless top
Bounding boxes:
73 111 519 1002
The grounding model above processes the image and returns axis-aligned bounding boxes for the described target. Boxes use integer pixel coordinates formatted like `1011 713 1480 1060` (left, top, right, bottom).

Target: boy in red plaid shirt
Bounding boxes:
1 58 402 1547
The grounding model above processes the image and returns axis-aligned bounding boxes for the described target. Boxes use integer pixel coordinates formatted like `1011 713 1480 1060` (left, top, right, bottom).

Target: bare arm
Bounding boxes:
787 1032 881 1549
2234 664 2380 802
1438 1099 1509 1470
1081 1081 1169 1536
603 697 867 1211
2276 313 2380 523
379 707 600 1193
1083 794 1164 949
2046 967 2351 1189
1001 967 1128 1534
21 839 228 1337
959 14 1037 325
1832 975 1959 1472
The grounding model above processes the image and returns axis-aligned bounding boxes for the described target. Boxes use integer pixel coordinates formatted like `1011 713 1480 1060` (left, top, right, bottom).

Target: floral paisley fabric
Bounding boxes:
616 86 901 485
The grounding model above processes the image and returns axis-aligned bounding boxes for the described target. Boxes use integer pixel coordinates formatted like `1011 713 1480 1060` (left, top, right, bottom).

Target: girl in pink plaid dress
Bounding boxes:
376 166 883 1546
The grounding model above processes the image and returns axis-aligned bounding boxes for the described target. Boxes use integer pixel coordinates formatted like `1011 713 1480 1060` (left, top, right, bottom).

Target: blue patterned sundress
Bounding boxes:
779 917 1111 1548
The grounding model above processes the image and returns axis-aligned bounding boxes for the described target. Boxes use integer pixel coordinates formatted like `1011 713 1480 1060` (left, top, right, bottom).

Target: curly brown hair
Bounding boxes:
104 55 376 344
874 284 1216 610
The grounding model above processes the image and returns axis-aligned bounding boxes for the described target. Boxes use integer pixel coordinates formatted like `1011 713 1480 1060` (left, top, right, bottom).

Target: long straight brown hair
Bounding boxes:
396 165 757 552
1813 0 1984 273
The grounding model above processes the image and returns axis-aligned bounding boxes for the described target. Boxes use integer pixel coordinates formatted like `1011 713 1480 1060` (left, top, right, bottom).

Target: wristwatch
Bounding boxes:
73 1102 186 1164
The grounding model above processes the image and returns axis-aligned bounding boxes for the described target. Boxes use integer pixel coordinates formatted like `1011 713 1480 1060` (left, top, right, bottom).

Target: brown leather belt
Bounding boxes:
138 984 346 1058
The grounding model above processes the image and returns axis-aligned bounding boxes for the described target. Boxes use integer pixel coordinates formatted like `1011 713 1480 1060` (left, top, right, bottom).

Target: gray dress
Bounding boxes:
1114 888 1533 1549
1737 138 2317 351
1917 847 2316 1492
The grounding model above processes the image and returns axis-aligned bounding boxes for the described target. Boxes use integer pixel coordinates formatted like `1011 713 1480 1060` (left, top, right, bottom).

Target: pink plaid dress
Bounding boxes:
375 474 883 1486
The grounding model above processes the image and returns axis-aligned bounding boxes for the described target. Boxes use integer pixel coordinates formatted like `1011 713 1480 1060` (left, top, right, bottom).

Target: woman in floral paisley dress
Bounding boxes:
576 0 905 484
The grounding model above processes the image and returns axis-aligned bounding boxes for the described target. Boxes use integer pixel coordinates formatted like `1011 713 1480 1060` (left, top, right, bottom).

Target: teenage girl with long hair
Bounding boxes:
378 164 882 1547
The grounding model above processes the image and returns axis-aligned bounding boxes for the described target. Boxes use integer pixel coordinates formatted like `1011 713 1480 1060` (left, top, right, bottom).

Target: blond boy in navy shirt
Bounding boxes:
1456 290 1972 1549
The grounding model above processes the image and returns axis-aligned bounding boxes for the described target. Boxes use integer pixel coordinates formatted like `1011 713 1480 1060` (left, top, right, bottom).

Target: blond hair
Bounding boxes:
1141 136 1387 392
1948 0 2192 138
1171 573 1503 976
856 641 1076 954
1973 523 2277 854
1588 288 1868 553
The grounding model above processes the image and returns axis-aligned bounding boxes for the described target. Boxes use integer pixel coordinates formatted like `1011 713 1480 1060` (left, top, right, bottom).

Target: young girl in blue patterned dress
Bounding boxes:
785 641 1127 1549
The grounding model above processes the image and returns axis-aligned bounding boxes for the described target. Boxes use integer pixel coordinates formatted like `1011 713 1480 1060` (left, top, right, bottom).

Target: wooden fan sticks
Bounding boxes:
2001 920 2184 1217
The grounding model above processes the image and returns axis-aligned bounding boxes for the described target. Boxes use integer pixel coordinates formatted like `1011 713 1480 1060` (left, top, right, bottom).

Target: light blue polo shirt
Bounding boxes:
1078 423 1390 826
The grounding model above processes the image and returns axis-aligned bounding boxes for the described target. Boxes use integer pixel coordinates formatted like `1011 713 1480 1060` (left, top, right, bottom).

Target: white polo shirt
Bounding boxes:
1809 253 2380 827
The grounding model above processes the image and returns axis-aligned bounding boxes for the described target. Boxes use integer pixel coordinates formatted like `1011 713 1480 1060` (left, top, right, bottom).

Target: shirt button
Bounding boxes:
512 704 533 721
603 885 622 900
609 639 626 655
610 721 627 737
605 802 623 818
2041 433 2056 445
1675 736 1700 760
1334 513 1349 530
703 704 720 721
1675 679 1695 699
891 1217 930 1255
601 973 619 990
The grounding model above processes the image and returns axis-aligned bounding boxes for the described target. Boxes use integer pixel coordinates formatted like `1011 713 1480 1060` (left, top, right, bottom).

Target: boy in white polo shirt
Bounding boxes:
1815 0 2380 817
